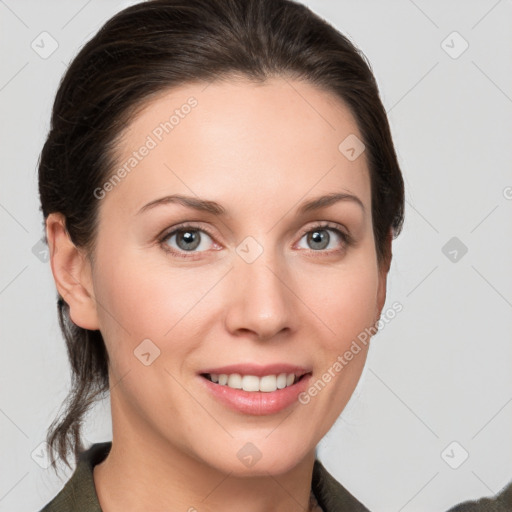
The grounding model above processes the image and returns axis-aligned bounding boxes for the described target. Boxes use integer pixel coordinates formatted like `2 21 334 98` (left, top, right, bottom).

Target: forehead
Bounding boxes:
102 76 371 218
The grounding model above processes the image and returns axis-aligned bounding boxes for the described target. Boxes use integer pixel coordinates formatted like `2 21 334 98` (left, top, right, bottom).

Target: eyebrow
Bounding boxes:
136 192 365 216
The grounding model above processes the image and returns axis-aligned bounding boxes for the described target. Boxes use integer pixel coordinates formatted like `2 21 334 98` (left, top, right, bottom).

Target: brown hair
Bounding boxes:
38 0 404 473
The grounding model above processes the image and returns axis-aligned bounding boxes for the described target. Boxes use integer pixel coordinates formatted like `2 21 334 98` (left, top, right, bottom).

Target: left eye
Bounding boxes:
297 226 346 251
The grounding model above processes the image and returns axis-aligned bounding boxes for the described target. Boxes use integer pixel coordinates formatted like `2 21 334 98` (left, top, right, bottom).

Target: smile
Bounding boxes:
198 365 313 415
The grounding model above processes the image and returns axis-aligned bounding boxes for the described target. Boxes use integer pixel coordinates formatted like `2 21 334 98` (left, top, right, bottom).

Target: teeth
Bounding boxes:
243 375 260 392
258 375 275 392
206 372 299 392
276 373 287 389
228 374 242 389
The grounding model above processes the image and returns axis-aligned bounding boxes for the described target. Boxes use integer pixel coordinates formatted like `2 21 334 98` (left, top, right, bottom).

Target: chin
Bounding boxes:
209 435 314 477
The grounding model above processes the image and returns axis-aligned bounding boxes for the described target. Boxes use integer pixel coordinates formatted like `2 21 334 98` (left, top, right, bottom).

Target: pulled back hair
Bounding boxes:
38 0 405 473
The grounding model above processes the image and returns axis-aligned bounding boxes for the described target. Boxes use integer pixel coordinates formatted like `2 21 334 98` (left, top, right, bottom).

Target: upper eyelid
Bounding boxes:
298 221 347 236
160 222 216 241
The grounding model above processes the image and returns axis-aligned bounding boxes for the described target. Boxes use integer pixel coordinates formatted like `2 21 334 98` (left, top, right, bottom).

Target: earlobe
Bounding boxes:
46 212 99 330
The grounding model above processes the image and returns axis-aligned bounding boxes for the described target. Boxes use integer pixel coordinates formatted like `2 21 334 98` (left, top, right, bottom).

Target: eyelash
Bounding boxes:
157 221 353 260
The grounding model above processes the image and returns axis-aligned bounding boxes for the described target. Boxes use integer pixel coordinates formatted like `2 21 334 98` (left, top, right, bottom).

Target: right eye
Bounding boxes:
159 223 217 259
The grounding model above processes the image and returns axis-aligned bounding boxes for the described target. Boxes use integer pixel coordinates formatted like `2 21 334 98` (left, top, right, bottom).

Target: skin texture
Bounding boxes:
46 76 391 512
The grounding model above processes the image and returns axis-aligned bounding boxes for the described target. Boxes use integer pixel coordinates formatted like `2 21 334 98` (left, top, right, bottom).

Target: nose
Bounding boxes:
223 246 296 342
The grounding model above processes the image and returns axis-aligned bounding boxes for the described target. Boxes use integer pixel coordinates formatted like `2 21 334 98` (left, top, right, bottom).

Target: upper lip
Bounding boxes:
199 363 311 378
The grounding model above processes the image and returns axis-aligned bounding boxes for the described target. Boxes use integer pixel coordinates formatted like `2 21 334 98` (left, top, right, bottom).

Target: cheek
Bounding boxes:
91 240 224 371
303 258 378 419
91 242 191 358
299 255 379 351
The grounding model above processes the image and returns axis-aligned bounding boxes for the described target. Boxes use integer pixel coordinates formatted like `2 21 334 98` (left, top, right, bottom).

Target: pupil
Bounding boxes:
178 230 200 251
309 230 329 250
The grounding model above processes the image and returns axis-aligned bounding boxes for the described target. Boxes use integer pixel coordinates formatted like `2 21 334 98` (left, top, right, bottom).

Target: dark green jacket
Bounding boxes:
446 483 512 512
39 441 370 511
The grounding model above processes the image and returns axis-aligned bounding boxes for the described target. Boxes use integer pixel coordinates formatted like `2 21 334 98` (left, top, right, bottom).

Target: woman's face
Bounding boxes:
86 77 387 475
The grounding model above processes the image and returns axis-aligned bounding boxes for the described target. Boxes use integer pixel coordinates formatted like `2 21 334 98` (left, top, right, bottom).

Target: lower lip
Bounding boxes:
199 374 312 415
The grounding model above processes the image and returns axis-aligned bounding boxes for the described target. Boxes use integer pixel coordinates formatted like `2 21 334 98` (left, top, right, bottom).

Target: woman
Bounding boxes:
37 0 404 510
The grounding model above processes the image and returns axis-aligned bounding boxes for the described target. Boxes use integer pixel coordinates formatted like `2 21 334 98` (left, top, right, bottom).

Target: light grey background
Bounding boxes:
1 1 511 511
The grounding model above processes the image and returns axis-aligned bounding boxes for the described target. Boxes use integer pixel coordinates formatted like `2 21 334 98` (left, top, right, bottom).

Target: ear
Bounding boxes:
46 212 99 330
374 228 393 324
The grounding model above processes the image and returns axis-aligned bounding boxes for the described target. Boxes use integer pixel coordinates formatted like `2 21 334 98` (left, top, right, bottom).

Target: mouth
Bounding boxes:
197 363 313 415
200 371 310 393
198 368 313 415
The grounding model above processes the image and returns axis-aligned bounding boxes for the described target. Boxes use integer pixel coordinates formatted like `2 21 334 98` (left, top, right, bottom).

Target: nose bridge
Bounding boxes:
225 235 293 339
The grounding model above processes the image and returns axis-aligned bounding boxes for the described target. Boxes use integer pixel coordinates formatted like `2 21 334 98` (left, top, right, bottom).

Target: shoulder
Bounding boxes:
446 481 512 512
312 458 370 512
38 442 111 512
